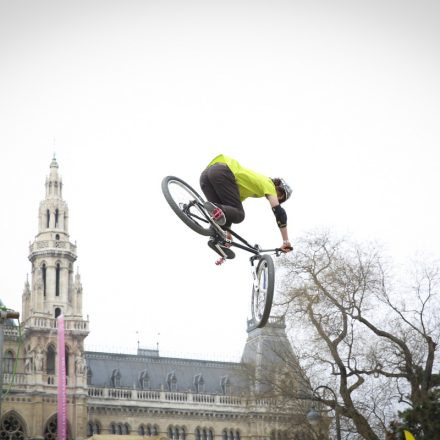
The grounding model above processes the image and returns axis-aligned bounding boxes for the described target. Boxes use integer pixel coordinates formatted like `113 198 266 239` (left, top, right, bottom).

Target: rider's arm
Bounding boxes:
266 195 292 252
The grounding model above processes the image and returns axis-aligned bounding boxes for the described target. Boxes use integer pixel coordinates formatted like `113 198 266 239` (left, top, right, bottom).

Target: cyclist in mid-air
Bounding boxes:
200 154 293 253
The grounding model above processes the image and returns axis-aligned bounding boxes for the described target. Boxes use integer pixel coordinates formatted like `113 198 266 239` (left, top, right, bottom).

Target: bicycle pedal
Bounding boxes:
215 257 225 266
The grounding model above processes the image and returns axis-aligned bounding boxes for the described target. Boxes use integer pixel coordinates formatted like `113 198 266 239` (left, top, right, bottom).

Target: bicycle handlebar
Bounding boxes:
260 246 293 256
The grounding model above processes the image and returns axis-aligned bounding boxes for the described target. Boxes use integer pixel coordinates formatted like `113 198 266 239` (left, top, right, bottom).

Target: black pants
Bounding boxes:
200 163 245 227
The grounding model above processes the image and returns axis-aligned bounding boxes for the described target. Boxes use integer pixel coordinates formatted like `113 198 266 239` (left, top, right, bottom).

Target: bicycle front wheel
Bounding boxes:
251 255 275 328
161 176 213 236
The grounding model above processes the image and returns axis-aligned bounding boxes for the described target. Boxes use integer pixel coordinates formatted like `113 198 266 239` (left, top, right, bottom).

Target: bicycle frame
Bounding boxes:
184 199 282 258
226 228 282 257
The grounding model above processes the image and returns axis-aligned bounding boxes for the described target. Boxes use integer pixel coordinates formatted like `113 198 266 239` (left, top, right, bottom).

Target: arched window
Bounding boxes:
46 209 50 228
46 345 56 374
88 423 101 437
110 423 116 435
43 414 71 440
167 426 185 440
3 351 15 374
138 425 145 436
65 346 69 376
42 263 47 296
146 424 152 436
0 411 26 440
55 209 59 227
151 425 158 436
197 428 215 440
55 263 61 296
197 428 213 440
86 367 93 385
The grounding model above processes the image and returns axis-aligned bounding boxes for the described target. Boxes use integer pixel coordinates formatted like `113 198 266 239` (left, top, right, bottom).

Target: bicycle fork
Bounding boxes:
250 256 260 291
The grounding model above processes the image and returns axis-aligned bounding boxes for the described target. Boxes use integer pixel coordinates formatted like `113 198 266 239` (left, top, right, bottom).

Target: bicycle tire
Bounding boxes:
251 255 275 328
162 176 213 237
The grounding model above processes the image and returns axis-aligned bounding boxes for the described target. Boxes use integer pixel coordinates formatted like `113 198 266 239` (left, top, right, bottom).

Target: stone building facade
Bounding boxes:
1 159 308 440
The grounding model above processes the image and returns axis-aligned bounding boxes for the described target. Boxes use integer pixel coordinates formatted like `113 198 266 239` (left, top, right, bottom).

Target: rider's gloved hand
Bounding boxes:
281 240 293 253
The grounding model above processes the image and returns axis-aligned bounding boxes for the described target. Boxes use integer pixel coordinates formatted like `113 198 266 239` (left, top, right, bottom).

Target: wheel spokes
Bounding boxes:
168 182 208 225
254 262 269 319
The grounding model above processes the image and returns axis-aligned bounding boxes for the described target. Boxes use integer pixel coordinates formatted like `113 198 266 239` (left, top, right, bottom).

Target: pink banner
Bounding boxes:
57 315 67 440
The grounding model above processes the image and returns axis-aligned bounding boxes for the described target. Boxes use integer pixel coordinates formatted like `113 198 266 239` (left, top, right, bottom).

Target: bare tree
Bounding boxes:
273 232 440 440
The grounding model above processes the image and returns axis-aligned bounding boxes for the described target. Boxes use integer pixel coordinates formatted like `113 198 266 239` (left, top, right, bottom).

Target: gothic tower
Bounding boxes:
19 157 89 439
23 156 80 320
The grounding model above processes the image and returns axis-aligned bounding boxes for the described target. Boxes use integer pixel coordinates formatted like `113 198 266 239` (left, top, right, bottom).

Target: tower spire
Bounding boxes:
46 155 62 199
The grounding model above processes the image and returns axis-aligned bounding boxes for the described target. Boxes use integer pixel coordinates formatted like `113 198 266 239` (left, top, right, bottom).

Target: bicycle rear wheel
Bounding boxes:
162 176 213 237
251 255 275 328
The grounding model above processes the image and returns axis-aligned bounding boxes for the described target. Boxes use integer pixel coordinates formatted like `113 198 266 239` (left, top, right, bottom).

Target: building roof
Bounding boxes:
85 350 249 394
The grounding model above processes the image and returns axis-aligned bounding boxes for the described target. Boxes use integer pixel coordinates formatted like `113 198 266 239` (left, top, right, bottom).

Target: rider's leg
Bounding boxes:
200 168 227 225
201 163 245 227
200 167 222 205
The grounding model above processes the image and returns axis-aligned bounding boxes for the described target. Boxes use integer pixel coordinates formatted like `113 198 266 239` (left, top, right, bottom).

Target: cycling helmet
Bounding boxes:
272 178 292 203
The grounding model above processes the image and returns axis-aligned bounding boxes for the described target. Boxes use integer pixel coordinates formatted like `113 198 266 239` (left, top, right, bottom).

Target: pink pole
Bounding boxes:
57 315 67 440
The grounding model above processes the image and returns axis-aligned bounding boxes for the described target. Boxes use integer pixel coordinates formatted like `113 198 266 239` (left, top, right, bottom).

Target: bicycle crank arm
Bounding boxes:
215 243 229 258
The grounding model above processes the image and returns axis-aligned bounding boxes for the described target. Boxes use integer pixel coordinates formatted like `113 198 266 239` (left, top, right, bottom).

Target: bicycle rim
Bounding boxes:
162 176 213 236
251 255 275 328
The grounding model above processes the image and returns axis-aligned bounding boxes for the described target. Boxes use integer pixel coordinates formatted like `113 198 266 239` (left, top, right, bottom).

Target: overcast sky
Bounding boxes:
1 0 439 361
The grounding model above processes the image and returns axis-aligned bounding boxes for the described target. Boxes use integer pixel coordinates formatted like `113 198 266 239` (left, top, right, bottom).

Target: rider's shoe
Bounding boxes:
204 201 226 226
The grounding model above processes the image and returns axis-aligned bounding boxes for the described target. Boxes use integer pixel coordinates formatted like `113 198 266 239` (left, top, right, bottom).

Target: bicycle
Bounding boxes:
161 175 286 329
